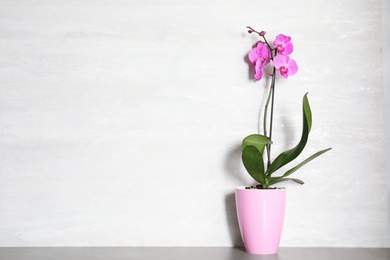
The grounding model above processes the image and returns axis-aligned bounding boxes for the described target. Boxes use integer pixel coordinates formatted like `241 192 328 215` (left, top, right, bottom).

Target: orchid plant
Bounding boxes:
242 27 331 189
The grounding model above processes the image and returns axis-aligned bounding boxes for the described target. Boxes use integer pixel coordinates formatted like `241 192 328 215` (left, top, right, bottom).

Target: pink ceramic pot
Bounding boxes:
235 187 286 254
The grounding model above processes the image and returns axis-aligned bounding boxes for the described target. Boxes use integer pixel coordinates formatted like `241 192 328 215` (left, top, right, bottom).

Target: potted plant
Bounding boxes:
235 27 331 254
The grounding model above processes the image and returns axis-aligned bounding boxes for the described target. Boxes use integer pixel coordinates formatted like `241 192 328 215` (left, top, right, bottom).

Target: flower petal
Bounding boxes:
259 44 271 60
254 60 264 80
287 58 298 76
248 48 259 64
254 70 263 80
282 41 294 55
273 55 288 69
281 72 289 79
273 34 291 45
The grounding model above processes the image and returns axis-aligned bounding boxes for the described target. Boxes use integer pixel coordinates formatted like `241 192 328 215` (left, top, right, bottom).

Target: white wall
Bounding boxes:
0 0 388 247
383 0 390 241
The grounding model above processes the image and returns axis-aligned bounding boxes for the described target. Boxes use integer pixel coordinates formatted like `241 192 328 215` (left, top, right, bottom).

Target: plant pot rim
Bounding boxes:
236 186 286 191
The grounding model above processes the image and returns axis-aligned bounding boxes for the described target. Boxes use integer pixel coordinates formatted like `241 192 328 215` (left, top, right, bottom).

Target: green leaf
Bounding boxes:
242 145 266 184
266 93 312 175
269 177 305 185
242 134 272 155
281 148 332 178
268 148 332 186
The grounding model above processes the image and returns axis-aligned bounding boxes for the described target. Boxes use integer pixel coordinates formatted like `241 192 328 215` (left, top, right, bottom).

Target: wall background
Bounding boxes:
383 0 390 240
0 0 388 247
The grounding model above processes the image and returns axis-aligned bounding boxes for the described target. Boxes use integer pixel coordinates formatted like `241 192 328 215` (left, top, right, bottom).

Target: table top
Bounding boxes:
0 247 388 260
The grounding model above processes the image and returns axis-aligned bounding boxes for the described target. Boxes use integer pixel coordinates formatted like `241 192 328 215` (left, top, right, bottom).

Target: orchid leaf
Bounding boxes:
242 134 272 155
242 145 266 184
268 148 331 186
269 177 305 185
280 147 332 178
265 93 312 175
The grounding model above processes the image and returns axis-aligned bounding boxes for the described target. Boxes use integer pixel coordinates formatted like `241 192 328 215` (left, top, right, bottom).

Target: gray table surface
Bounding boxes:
0 247 388 260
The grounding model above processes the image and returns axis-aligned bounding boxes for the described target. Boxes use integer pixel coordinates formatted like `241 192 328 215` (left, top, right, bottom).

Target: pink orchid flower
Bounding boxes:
273 34 294 56
273 55 298 79
248 41 271 80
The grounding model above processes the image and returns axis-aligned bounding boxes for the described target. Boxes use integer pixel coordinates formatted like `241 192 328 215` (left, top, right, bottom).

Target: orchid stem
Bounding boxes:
263 84 272 138
267 68 276 169
246 26 272 48
248 26 277 171
264 50 277 170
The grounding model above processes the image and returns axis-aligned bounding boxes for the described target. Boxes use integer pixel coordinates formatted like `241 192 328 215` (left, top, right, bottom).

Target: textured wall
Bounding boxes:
383 0 390 239
0 0 387 247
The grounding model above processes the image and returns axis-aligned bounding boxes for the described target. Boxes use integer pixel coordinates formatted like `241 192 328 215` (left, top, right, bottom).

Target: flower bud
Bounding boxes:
259 31 266 36
248 30 253 34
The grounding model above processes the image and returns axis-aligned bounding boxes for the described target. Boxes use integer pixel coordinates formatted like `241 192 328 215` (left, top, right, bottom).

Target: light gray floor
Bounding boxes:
0 247 388 260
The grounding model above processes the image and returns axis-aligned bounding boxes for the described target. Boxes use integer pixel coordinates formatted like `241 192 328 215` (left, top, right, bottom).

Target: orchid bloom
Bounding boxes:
248 41 271 80
273 55 298 79
273 34 294 56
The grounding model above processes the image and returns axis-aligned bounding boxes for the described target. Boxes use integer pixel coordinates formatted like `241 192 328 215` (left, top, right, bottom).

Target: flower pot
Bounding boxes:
235 187 286 254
